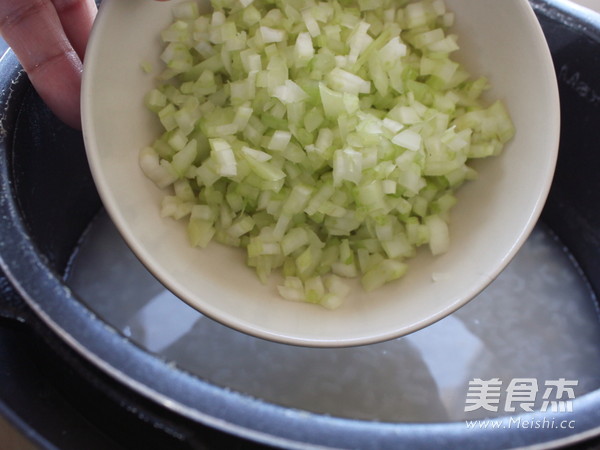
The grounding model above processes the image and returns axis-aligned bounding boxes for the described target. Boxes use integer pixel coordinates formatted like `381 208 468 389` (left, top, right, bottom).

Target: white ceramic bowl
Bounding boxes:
82 0 559 347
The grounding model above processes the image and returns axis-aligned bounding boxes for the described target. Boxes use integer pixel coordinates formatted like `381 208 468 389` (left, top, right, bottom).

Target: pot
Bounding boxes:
0 1 600 448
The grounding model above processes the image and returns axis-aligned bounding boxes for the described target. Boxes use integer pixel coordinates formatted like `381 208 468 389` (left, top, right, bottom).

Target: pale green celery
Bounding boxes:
362 259 408 291
141 0 515 309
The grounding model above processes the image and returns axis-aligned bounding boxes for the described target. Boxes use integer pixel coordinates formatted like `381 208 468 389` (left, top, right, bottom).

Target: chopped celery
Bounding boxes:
141 0 515 309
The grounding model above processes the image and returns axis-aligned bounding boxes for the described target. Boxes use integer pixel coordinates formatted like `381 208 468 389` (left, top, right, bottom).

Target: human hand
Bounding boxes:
0 0 98 129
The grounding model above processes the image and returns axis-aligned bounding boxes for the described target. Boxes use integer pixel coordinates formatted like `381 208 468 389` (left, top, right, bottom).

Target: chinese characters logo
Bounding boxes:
465 378 578 413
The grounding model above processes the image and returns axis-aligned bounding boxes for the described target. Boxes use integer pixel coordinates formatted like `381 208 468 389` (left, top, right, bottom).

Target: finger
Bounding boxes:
0 0 82 128
51 0 97 60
